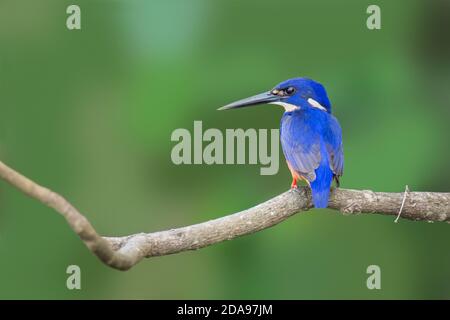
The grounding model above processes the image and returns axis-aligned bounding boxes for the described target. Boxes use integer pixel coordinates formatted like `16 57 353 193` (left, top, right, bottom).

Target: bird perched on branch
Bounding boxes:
219 77 343 208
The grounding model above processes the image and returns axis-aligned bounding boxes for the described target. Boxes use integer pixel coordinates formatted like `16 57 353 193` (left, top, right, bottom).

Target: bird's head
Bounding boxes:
219 77 332 113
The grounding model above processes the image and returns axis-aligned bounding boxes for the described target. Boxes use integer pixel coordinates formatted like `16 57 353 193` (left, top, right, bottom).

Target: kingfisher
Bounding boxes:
218 77 343 208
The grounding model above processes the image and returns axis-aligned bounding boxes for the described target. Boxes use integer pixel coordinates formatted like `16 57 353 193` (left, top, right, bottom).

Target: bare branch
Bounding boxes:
0 160 448 270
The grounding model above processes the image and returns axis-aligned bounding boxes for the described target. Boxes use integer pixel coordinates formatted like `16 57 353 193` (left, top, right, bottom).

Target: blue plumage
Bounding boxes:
280 106 342 207
277 78 343 208
220 77 344 208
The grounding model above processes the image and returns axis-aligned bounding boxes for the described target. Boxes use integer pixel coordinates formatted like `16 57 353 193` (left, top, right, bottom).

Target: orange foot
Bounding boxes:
291 178 298 189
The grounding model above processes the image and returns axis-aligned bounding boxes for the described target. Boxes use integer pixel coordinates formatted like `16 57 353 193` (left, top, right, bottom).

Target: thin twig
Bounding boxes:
0 160 449 271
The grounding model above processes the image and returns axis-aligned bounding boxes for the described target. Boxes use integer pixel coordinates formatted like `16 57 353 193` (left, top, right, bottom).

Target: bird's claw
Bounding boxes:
290 179 298 189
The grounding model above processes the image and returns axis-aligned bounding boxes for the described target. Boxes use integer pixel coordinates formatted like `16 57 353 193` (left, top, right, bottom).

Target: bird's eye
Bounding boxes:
286 87 296 95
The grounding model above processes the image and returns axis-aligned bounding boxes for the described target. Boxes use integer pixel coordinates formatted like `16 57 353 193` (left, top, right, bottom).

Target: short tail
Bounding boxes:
310 151 333 208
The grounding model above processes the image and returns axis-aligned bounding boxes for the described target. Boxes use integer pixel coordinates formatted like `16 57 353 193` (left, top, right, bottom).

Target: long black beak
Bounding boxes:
218 91 282 111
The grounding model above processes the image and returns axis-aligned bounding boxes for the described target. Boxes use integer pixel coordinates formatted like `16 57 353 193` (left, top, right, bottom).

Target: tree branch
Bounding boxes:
0 160 448 271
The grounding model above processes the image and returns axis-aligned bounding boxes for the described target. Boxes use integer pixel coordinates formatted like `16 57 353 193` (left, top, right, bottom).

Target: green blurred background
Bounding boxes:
0 0 449 299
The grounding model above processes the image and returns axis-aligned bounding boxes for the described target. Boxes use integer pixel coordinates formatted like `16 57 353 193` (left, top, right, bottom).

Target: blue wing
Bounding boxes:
280 110 322 182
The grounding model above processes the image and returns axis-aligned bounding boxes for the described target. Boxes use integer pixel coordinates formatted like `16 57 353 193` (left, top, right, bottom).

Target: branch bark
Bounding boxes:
0 160 449 271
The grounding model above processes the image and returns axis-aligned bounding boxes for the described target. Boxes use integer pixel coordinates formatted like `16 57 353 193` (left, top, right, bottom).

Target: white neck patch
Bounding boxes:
307 98 327 111
269 102 299 112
